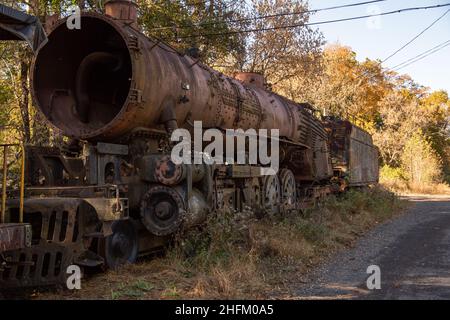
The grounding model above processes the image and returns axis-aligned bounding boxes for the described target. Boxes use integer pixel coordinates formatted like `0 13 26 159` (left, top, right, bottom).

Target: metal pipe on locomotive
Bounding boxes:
0 1 379 289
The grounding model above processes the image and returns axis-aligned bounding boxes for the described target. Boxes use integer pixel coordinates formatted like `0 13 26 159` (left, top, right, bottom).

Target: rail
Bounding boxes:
0 143 25 224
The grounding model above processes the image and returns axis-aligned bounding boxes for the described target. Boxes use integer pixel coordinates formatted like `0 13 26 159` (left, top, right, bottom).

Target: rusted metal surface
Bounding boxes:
348 126 379 185
25 145 85 186
279 168 297 213
140 185 186 236
1 199 82 288
261 175 281 216
282 114 333 182
0 223 31 253
0 197 125 288
0 4 47 52
31 12 331 153
105 0 138 29
155 155 185 186
323 118 379 186
234 72 266 89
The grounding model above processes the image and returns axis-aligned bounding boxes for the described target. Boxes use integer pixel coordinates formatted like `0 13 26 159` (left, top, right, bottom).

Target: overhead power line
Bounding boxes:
354 39 450 87
392 39 450 71
218 0 389 25
394 42 450 71
171 3 450 39
151 0 388 32
382 8 450 63
391 39 450 70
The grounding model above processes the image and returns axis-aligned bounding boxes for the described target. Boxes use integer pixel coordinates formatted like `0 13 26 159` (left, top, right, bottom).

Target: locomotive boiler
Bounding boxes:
0 1 379 289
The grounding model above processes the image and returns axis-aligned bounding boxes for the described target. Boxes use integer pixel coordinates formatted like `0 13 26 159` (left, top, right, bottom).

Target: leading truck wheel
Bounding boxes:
261 175 281 216
103 220 139 270
279 169 297 213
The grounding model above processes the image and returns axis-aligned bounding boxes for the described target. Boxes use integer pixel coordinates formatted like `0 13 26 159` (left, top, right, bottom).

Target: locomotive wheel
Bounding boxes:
140 185 185 236
262 175 281 216
279 169 297 213
246 177 262 209
104 220 139 270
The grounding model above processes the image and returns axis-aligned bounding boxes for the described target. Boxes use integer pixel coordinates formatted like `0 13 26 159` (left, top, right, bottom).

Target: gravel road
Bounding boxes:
295 195 450 300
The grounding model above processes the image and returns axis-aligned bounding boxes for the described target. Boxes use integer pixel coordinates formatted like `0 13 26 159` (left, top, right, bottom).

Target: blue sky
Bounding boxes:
308 0 450 93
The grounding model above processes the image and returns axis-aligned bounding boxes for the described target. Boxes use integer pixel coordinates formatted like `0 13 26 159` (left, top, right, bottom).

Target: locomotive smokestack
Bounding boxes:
104 0 139 29
234 72 266 89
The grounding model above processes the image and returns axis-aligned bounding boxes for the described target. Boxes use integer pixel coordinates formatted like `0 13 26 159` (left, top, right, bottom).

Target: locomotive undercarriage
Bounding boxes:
0 133 337 289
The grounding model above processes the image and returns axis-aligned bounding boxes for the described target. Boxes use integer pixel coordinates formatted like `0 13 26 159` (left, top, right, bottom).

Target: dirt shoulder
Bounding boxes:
293 194 450 299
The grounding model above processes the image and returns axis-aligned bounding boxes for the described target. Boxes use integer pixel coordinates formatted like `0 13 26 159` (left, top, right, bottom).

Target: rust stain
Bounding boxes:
0 224 30 253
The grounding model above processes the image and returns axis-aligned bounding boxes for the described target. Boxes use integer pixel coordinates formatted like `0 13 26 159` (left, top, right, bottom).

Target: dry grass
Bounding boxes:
33 185 406 300
406 182 450 195
381 177 450 195
379 164 450 195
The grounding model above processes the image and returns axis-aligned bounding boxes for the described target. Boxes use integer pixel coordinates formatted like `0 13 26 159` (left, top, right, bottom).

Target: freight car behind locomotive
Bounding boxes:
324 118 379 187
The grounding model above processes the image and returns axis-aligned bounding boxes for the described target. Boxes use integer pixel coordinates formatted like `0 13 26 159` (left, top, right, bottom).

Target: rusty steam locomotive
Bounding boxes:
0 1 378 289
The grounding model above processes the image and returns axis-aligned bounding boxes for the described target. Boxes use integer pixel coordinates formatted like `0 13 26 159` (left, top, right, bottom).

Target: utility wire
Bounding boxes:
392 39 450 71
218 0 388 25
394 42 450 71
150 0 388 32
382 8 450 63
353 9 450 86
353 39 450 87
391 39 450 70
170 3 450 39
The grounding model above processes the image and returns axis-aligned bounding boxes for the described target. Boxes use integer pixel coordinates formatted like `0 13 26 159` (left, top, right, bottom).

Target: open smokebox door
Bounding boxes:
0 4 47 52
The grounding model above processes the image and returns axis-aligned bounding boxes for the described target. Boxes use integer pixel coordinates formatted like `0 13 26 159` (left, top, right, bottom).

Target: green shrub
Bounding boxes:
380 165 407 181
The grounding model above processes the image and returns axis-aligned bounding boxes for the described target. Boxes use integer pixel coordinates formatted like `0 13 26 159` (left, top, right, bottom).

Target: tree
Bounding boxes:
0 0 77 145
371 91 426 167
138 0 246 64
306 45 391 124
420 90 450 179
223 0 323 101
401 131 442 185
